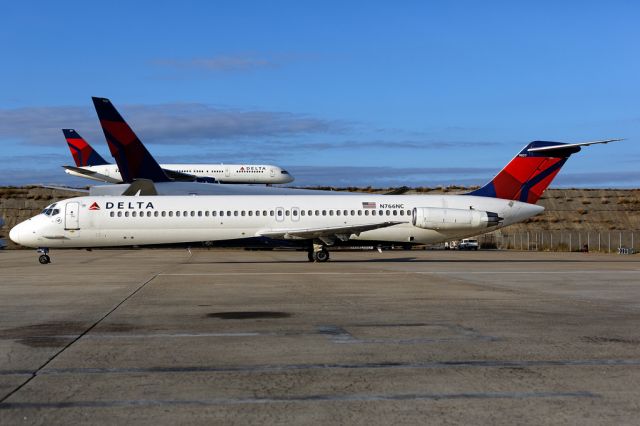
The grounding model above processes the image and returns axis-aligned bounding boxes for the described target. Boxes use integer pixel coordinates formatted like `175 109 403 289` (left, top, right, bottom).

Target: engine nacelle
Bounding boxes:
412 207 502 231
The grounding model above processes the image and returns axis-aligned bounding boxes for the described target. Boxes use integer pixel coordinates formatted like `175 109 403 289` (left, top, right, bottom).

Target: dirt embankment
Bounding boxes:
1 186 638 249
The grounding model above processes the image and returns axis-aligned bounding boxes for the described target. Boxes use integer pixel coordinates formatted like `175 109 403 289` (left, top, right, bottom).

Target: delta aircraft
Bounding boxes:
62 99 294 185
10 138 621 263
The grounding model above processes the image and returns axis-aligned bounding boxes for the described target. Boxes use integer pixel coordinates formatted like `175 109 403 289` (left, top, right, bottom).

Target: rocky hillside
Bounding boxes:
1 186 638 249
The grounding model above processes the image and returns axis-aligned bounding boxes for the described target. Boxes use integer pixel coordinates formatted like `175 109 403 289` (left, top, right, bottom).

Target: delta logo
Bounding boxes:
89 202 100 211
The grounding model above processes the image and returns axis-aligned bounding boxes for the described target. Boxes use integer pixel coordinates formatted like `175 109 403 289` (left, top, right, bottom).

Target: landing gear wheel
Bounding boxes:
307 251 315 262
38 254 51 264
314 250 330 263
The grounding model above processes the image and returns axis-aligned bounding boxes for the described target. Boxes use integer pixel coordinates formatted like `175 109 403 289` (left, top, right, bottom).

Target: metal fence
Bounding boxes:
479 230 637 253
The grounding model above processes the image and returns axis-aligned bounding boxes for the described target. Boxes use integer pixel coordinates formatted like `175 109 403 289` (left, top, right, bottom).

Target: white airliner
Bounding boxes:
10 139 621 263
63 129 294 185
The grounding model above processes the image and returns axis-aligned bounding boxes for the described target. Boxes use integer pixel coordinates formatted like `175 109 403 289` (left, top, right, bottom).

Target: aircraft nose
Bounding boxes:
9 222 24 245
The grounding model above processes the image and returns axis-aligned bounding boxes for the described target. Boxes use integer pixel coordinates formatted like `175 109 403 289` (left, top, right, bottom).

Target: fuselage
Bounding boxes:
64 164 294 184
10 194 543 249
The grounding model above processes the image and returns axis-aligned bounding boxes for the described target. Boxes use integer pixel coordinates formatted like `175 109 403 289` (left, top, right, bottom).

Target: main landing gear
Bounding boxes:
308 243 330 263
37 248 51 264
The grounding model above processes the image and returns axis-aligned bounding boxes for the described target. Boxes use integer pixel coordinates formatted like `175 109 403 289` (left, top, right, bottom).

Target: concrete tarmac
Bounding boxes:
0 248 639 425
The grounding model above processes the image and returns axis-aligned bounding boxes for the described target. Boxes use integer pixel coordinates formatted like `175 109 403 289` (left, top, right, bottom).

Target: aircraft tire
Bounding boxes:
314 250 330 262
39 254 50 264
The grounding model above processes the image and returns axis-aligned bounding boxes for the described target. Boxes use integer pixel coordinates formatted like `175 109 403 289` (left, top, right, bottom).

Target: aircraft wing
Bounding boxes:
257 221 406 244
162 168 199 182
39 185 89 194
527 139 624 153
62 165 122 184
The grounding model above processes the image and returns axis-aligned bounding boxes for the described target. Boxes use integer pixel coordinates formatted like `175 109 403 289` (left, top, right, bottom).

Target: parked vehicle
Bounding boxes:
458 238 479 250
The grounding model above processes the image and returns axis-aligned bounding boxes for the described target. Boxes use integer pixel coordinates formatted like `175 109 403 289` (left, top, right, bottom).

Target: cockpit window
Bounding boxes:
281 170 289 174
42 206 60 216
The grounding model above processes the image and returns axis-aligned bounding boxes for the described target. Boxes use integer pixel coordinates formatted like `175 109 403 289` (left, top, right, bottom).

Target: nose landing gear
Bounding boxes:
37 248 51 264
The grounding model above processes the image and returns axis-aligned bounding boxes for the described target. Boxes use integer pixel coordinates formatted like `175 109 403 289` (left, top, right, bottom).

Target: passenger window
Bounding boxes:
176 211 181 217
350 210 355 216
309 210 313 216
227 211 232 216
358 210 362 216
336 210 340 216
386 210 390 216
407 210 411 216
300 210 305 216
110 212 115 217
277 210 283 216
162 211 166 217
234 211 238 216
184 211 188 217
212 211 216 216
399 210 404 216
255 211 260 216
125 211 130 217
198 211 202 217
204 211 209 217
169 211 173 217
154 211 159 217
270 211 275 216
118 211 122 217
344 210 348 216
241 211 246 216
364 210 369 216
263 210 268 216
393 210 397 216
315 210 320 216
219 211 224 217
285 210 290 216
147 211 152 217
132 211 137 217
372 211 377 216
379 210 383 216
248 211 253 216
293 210 298 216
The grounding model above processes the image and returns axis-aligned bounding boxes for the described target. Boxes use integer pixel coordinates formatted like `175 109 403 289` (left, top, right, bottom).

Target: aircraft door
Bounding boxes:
276 207 284 222
225 167 230 177
65 202 80 230
270 168 275 177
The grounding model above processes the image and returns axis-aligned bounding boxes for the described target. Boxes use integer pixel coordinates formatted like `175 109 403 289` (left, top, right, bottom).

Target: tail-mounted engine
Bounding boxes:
412 207 502 231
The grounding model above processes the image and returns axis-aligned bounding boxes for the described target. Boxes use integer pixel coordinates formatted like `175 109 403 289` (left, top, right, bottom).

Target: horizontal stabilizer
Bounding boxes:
526 138 624 153
62 165 122 184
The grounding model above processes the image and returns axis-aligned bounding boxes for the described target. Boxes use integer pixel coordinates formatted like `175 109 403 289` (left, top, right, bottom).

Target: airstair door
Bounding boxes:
65 202 80 230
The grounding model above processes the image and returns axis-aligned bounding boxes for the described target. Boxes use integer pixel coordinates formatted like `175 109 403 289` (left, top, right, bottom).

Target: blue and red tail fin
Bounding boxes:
468 141 583 204
63 129 109 167
91 97 171 183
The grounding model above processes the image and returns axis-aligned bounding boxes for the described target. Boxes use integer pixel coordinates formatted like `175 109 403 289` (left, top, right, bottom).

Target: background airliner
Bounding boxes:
63 123 294 184
11 139 621 263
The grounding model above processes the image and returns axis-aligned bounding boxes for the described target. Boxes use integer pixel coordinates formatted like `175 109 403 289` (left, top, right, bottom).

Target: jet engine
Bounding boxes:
412 207 502 231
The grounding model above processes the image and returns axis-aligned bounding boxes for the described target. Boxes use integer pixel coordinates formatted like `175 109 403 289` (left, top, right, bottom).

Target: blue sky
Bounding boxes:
1 1 639 187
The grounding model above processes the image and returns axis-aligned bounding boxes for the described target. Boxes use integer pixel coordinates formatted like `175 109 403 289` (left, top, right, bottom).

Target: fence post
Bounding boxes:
620 231 622 249
598 232 601 252
569 234 572 252
550 233 553 251
608 232 611 253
